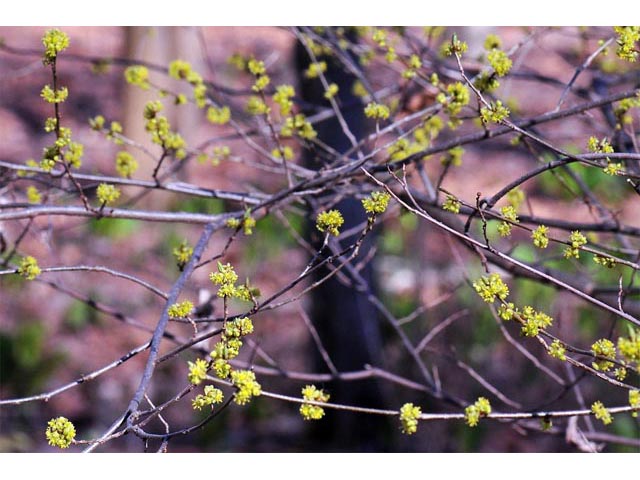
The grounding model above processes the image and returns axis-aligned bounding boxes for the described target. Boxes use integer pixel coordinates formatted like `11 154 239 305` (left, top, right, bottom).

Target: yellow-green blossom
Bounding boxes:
487 49 512 77
210 262 238 289
362 191 391 217
89 115 105 131
211 146 231 164
617 328 640 364
168 59 192 80
187 358 209 385
207 106 231 125
603 161 623 176
64 142 83 169
520 305 553 337
300 385 330 421
351 80 368 99
26 186 42 204
399 403 422 435
630 389 639 417
192 385 224 410
591 401 613 425
273 84 296 115
436 82 470 116
484 34 502 50
364 102 390 120
498 205 519 237
246 96 270 115
213 358 231 379
168 300 194 319
172 240 193 270
387 138 421 161
498 302 518 321
304 61 327 79
591 338 616 371
44 117 57 133
587 136 614 154
124 65 150 89
271 146 295 161
18 256 41 280
96 183 120 206
41 85 69 103
115 151 137 178
548 339 567 361
474 72 500 93
210 339 241 361
316 209 344 237
224 317 254 338
247 58 266 76
473 273 509 303
42 29 70 65
442 195 461 214
252 74 271 92
324 83 339 100
441 35 468 56
613 26 640 62
17 159 39 177
464 397 491 427
372 28 388 47
613 96 640 126
532 225 549 249
228 53 247 70
480 100 510 124
614 367 627 381
563 230 587 259
280 114 317 139
593 255 616 268
40 147 58 172
231 369 261 405
45 416 75 449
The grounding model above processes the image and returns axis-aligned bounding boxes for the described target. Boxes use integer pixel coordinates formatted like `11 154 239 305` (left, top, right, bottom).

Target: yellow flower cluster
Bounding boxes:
563 230 587 259
42 29 70 65
115 151 138 178
96 183 121 206
399 403 422 435
591 338 616 372
45 417 76 449
497 205 519 237
464 397 491 427
168 300 194 319
300 385 330 420
188 358 209 385
591 401 613 425
18 256 41 280
364 102 390 120
192 385 224 410
473 273 509 303
316 209 344 237
231 370 262 405
532 225 549 249
361 191 391 217
124 65 150 90
442 194 461 214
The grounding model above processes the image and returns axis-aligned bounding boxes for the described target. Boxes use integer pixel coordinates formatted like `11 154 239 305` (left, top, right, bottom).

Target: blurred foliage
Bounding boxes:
63 298 102 332
538 160 627 203
0 320 66 396
88 218 140 239
244 212 301 265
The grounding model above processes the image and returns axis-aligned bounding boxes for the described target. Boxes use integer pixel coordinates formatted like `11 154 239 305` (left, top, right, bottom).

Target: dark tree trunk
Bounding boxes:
295 29 391 451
